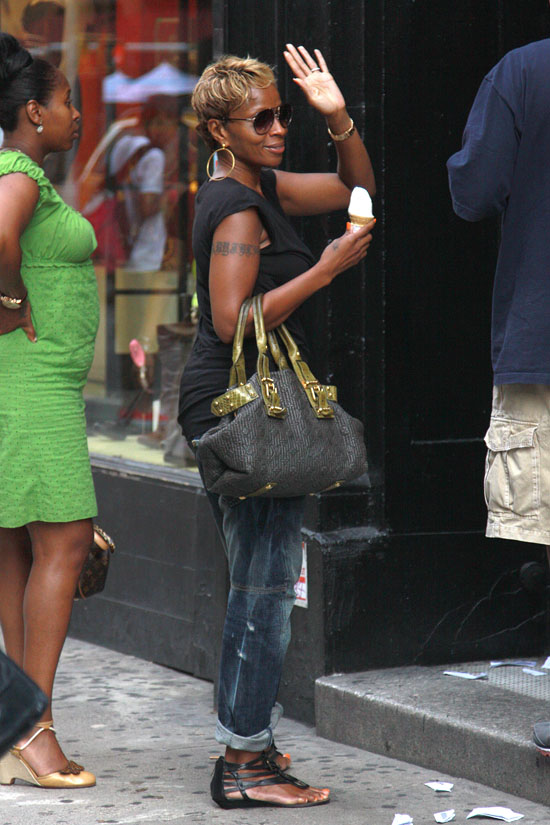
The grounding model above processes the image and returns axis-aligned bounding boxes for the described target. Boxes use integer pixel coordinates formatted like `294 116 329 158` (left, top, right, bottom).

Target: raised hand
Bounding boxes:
283 44 346 117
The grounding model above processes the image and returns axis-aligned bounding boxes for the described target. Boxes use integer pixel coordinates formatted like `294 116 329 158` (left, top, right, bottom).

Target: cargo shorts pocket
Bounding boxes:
484 419 540 518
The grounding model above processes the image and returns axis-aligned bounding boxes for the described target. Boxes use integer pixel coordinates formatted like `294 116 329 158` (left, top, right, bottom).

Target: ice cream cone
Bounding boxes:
347 187 374 232
349 213 374 226
347 214 374 233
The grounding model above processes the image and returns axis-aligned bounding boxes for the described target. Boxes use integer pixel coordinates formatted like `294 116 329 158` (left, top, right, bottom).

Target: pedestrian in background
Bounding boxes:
447 3 550 758
179 45 375 808
0 32 97 788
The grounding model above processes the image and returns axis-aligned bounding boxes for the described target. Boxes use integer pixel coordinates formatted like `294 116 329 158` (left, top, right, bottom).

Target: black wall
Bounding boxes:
219 0 550 676
218 0 550 537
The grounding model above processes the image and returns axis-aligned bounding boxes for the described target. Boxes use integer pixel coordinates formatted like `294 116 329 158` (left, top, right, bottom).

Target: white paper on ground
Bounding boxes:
443 671 488 680
434 812 455 823
425 782 454 792
490 660 536 668
466 807 524 821
542 656 550 669
392 816 413 825
522 667 547 676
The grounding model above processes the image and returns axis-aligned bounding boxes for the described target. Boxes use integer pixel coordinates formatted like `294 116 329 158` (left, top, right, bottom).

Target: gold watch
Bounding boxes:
0 291 27 310
327 118 355 142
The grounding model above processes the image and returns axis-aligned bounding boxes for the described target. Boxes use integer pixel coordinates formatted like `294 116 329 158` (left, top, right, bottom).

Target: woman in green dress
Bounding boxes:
0 33 97 788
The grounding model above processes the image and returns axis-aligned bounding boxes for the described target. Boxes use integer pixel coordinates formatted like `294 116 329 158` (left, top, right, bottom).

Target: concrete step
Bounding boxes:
315 659 550 806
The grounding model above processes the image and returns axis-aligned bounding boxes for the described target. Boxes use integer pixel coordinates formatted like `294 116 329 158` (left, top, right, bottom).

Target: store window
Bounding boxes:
1 0 212 470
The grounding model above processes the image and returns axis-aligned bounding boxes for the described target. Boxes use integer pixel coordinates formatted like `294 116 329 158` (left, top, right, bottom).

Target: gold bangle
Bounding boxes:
327 118 355 142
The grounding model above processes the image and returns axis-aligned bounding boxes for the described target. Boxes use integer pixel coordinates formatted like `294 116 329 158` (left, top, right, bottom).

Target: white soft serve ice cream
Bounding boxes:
348 186 373 230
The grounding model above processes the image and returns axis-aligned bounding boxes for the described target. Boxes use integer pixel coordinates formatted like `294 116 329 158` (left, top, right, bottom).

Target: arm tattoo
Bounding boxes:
212 241 260 257
332 239 341 250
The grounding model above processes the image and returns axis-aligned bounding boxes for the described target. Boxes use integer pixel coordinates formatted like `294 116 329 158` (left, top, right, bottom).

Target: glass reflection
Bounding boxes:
0 0 211 469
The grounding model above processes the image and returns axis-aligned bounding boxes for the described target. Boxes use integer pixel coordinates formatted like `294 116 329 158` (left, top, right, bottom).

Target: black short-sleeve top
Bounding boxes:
178 169 316 441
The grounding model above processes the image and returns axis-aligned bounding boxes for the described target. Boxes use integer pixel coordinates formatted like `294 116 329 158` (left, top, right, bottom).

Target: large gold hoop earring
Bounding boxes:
206 143 236 181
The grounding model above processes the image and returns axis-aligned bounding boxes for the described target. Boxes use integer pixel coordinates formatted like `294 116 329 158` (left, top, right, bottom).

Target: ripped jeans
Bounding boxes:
195 452 305 751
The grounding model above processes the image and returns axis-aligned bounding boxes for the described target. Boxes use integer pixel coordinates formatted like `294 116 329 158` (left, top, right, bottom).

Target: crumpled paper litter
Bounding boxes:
466 807 523 822
434 812 455 824
425 781 454 792
443 670 488 680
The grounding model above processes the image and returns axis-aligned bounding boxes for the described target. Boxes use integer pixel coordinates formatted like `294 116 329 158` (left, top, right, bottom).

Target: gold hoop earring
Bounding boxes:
206 144 235 181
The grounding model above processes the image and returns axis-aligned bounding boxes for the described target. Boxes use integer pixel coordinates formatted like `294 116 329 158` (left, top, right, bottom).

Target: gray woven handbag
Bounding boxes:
197 295 368 498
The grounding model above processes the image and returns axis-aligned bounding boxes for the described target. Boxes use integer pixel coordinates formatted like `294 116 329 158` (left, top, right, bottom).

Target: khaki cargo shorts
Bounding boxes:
485 384 550 545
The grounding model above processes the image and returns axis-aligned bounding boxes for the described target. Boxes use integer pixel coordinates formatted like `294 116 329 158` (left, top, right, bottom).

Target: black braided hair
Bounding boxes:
0 32 57 132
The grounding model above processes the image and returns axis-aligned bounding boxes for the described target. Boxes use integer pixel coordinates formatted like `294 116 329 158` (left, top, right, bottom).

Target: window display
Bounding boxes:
1 0 212 469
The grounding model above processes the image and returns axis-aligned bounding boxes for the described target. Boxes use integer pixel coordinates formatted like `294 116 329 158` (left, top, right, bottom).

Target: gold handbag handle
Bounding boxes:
228 297 253 388
271 322 336 419
267 329 289 370
252 295 286 418
211 295 337 419
93 525 115 553
211 298 260 417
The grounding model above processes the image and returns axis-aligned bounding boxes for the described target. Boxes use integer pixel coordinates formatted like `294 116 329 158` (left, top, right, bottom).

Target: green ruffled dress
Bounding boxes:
0 150 99 527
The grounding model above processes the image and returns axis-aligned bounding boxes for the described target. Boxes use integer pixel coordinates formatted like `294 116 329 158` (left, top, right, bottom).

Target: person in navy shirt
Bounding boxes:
447 23 550 757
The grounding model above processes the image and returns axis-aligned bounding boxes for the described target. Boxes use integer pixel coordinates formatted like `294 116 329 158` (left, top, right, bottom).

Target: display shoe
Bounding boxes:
0 721 95 788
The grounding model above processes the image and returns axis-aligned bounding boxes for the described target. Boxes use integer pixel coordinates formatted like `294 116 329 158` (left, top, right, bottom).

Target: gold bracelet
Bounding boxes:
327 118 355 142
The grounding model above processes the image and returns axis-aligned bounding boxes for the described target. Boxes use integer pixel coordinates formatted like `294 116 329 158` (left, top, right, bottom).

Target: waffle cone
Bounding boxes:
348 213 374 226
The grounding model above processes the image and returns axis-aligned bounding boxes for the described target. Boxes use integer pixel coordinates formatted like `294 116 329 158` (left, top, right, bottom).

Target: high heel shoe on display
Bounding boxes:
0 721 95 788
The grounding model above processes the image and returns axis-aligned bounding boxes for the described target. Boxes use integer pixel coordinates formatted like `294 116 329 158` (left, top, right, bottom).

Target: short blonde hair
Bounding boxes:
192 55 276 151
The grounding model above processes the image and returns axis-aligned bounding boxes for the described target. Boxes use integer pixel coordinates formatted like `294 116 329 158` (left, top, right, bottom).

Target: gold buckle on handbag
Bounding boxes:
260 376 286 418
304 381 335 418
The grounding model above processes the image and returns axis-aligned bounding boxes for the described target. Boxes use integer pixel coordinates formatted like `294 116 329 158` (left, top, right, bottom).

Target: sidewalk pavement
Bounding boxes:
1 638 550 825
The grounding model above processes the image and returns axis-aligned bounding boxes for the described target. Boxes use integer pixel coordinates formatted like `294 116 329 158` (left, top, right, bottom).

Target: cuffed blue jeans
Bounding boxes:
195 450 305 751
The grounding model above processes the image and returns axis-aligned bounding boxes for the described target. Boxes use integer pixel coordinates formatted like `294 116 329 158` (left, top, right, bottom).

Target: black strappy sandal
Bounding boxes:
209 740 290 770
210 752 330 809
264 740 291 770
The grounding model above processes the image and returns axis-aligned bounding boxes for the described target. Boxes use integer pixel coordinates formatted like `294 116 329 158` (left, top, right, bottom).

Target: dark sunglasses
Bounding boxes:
223 103 293 135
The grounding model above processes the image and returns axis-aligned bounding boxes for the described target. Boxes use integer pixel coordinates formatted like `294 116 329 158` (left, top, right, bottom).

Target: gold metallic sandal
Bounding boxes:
0 721 95 788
